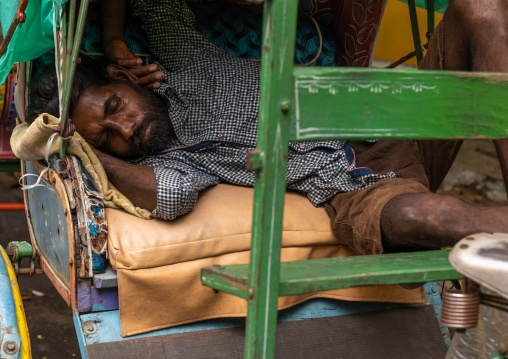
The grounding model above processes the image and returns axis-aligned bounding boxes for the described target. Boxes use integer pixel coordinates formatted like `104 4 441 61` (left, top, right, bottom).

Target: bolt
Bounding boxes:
248 286 255 299
431 287 437 294
83 321 97 334
498 341 508 355
459 244 469 249
280 100 290 112
3 341 18 354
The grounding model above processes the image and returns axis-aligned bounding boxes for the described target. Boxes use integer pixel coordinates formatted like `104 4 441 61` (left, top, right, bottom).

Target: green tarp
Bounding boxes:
0 0 66 83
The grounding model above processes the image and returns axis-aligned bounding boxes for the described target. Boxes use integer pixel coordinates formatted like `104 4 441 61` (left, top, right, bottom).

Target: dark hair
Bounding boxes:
26 54 109 124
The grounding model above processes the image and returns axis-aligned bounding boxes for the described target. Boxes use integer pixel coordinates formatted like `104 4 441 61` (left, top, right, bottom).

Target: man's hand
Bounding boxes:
104 39 164 89
101 0 164 89
91 147 158 211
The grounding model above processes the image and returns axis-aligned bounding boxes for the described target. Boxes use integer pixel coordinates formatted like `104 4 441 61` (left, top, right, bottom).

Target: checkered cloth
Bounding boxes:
129 0 395 220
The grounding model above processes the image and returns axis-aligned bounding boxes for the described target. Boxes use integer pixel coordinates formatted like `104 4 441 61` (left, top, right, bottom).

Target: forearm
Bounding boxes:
94 150 158 211
128 0 212 70
101 0 127 44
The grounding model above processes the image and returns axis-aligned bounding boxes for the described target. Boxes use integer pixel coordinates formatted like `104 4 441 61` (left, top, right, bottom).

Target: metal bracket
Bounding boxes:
5 241 42 276
245 150 265 171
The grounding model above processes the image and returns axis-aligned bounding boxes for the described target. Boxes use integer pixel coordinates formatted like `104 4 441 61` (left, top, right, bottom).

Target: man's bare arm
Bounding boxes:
100 0 163 89
92 149 158 211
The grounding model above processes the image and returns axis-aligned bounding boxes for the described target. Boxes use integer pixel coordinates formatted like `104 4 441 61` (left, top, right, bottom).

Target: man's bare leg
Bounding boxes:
381 0 508 250
381 193 508 250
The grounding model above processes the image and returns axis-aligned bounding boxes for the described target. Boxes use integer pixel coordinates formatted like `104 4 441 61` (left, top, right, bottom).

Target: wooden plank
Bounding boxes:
85 306 447 359
244 0 298 358
201 250 462 297
291 67 508 141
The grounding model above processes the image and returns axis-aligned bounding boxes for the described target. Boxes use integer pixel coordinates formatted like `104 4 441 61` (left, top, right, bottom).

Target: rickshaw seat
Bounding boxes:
105 183 425 336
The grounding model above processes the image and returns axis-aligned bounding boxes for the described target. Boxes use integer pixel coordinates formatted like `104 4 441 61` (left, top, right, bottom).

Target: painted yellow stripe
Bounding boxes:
0 247 32 359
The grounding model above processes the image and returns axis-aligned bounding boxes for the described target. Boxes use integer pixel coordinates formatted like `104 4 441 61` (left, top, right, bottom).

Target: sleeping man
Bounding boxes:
27 0 508 255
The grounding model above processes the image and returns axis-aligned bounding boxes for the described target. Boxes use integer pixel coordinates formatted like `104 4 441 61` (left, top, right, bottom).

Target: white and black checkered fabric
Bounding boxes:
129 0 394 220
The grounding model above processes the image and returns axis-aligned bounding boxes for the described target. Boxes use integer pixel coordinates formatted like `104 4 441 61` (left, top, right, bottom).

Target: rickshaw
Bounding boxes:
1 0 508 358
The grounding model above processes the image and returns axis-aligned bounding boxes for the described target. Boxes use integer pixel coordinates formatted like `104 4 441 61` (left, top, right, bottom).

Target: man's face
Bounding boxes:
72 82 170 158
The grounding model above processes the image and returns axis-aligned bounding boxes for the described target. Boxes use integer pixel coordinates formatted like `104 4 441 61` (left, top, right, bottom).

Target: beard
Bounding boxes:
131 111 174 156
124 82 175 157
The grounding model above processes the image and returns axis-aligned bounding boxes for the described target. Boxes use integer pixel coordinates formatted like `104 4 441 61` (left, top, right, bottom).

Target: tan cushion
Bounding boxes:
108 184 344 269
106 184 425 336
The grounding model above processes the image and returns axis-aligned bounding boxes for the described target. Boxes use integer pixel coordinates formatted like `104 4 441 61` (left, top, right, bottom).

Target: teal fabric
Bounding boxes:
190 4 339 66
0 0 67 83
36 3 338 73
398 0 449 13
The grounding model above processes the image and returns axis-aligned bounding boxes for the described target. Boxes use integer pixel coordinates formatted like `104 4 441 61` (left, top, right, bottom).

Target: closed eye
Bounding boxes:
104 94 120 117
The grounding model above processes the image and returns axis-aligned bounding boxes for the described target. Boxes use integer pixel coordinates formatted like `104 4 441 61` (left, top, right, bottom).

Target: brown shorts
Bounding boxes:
324 140 463 255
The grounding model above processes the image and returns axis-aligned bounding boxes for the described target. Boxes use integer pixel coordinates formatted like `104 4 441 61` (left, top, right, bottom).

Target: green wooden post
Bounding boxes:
408 0 423 65
244 0 298 357
426 0 435 36
59 0 89 158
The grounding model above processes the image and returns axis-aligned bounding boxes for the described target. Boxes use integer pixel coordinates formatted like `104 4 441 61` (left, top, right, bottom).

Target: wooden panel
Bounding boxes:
85 305 447 358
201 250 461 298
292 67 508 141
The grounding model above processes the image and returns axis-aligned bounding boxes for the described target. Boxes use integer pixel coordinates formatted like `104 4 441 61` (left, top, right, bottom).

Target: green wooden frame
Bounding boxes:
200 0 508 358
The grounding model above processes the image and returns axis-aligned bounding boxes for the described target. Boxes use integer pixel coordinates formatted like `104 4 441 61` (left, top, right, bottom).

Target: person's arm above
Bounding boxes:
128 0 219 71
100 0 164 89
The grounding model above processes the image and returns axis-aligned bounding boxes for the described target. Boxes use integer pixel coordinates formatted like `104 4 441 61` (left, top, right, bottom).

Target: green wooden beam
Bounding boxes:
244 0 298 358
0 162 20 172
426 0 435 36
408 0 423 65
291 67 508 141
201 250 462 298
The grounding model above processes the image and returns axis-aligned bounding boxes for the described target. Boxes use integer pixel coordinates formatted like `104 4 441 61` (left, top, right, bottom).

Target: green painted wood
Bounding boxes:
244 1 298 358
59 0 89 158
408 0 423 65
426 0 435 35
0 162 20 172
291 67 508 141
201 250 462 298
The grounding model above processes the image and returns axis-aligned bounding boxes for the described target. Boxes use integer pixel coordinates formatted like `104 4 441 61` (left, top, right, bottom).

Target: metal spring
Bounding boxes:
440 289 481 329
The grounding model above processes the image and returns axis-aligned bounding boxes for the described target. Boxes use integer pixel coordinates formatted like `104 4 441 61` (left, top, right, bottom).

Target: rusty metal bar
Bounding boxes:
0 0 29 59
0 203 25 211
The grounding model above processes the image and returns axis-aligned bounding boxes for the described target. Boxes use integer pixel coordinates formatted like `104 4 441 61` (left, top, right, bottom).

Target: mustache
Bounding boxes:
131 119 148 150
131 111 174 156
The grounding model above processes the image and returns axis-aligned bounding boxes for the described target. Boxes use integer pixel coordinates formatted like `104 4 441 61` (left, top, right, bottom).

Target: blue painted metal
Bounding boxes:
78 298 433 346
73 310 89 359
0 333 21 359
24 161 70 286
0 247 19 340
424 282 451 346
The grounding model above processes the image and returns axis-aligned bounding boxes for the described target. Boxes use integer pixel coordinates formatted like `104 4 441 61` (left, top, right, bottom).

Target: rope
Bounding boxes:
252 12 323 66
385 42 428 69
0 0 29 59
19 133 61 192
299 13 323 67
